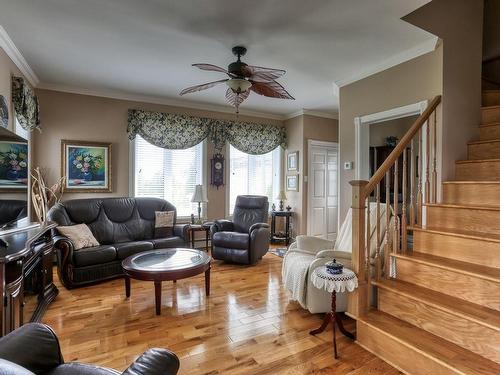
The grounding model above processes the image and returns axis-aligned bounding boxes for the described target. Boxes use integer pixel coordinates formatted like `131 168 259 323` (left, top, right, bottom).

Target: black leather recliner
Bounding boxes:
0 323 180 375
211 195 270 265
0 199 27 227
48 197 189 288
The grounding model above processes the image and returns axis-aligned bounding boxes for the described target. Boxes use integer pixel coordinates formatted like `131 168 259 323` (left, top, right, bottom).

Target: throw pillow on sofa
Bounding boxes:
57 224 100 250
155 210 175 237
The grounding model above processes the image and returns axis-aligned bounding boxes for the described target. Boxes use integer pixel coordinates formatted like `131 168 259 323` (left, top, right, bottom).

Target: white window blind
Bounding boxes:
229 145 281 215
134 136 204 218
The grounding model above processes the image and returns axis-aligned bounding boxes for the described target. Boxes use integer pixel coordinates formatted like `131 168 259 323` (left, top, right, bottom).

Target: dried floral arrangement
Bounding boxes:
31 167 64 224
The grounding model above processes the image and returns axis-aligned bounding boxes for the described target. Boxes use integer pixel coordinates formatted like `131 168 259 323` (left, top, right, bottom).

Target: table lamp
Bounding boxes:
276 190 287 211
191 184 208 224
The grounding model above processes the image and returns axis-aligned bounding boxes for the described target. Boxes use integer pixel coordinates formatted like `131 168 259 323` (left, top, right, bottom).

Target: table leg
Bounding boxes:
125 276 130 298
154 281 162 315
205 266 211 296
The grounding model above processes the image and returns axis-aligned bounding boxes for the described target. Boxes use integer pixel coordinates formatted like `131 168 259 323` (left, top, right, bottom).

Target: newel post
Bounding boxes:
347 180 368 318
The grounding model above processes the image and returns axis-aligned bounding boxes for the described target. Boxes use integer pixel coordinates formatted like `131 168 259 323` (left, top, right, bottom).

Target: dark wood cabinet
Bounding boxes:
0 223 58 336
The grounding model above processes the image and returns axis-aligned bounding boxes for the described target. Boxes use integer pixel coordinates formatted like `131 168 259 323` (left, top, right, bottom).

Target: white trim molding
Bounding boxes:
284 109 339 120
333 36 438 91
0 26 39 86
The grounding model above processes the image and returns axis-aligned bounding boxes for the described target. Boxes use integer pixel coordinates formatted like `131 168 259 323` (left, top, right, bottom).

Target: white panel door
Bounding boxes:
308 142 338 240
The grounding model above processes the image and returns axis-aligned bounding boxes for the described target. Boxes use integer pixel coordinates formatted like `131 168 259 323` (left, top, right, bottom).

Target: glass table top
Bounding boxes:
124 248 210 272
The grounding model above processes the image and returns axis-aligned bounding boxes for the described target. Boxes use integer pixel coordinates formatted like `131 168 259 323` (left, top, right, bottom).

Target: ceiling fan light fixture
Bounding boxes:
226 78 252 93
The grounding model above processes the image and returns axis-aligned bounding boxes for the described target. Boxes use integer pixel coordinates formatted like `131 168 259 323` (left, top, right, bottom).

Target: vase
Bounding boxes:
82 171 93 181
6 169 18 181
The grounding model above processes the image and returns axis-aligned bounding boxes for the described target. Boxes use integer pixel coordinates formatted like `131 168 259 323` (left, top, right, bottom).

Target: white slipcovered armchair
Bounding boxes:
282 203 393 314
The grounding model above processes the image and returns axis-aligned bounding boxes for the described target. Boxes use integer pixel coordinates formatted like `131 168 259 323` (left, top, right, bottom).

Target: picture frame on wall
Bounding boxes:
286 174 299 191
61 140 112 192
0 140 28 191
287 151 298 171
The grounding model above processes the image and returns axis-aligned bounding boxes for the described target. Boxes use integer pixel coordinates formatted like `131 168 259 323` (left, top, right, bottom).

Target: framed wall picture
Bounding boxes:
287 151 298 171
286 174 299 191
61 140 112 192
0 140 28 190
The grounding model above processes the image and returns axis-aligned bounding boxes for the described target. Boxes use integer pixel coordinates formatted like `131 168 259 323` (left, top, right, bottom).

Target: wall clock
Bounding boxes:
210 153 224 189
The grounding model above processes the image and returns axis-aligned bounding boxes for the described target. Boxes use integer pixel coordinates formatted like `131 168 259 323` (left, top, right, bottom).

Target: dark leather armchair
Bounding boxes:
211 195 270 265
0 323 180 375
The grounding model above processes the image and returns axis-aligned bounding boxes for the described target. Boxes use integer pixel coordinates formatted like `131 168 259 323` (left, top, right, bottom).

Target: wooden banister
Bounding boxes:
347 94 441 318
363 95 441 197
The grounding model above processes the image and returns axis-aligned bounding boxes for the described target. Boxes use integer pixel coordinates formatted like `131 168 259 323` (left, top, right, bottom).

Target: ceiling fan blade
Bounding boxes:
179 79 228 95
243 65 286 82
225 88 250 108
249 81 294 100
192 63 229 74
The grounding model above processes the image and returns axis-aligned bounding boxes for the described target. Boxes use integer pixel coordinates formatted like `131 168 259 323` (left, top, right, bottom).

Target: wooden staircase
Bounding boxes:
353 92 500 374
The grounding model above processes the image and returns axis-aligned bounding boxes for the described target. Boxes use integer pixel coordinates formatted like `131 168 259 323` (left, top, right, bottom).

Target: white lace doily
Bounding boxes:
311 266 358 293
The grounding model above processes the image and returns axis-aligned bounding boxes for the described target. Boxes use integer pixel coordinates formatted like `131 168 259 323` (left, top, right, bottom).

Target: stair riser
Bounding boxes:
483 92 500 107
482 107 500 124
455 160 500 180
468 141 500 159
395 257 500 310
357 321 461 375
480 124 500 140
378 289 500 363
442 183 500 207
413 230 500 268
427 205 500 235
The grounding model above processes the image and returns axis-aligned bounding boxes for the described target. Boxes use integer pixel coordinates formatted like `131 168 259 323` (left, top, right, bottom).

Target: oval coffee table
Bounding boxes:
122 248 211 315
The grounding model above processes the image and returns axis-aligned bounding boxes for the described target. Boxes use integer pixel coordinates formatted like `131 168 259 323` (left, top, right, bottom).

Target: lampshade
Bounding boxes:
276 190 287 201
191 184 208 203
226 78 252 93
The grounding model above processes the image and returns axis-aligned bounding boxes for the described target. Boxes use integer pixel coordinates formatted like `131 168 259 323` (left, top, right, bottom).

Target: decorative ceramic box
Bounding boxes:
325 259 344 275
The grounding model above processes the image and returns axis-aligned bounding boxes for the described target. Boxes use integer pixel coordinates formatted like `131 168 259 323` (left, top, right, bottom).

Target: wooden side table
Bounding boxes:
270 210 293 246
188 223 213 251
309 266 358 358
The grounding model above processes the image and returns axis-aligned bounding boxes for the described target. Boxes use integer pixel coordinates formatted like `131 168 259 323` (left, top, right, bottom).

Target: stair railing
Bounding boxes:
348 95 442 318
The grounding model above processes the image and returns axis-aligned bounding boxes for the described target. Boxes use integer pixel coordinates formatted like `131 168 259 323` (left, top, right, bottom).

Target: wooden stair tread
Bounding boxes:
425 203 500 211
482 104 500 110
480 121 500 128
393 252 500 283
373 278 500 330
468 138 500 145
359 310 500 375
442 180 500 184
409 225 500 243
456 158 500 164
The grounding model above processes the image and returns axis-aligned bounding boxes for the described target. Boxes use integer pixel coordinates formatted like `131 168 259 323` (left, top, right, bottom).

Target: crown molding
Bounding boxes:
333 35 438 91
37 83 288 121
284 109 338 120
0 26 39 87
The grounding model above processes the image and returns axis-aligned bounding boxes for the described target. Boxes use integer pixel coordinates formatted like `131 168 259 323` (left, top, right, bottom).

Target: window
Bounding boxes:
133 135 204 218
228 145 281 215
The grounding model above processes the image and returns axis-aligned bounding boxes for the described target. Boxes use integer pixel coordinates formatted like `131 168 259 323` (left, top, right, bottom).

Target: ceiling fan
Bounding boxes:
180 46 294 113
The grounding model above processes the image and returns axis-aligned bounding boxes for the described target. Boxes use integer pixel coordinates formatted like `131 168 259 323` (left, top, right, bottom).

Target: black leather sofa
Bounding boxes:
0 323 180 374
48 197 189 288
211 195 270 265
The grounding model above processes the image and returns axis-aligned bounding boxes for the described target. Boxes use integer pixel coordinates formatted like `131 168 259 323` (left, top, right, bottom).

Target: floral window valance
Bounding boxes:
127 109 286 155
11 76 41 132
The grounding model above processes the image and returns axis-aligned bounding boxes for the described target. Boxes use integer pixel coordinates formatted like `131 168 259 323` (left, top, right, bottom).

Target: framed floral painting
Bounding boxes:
0 141 28 190
61 140 112 192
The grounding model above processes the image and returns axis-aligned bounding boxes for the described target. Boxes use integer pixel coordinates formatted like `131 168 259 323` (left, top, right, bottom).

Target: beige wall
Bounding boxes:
284 114 338 237
33 89 282 221
369 115 417 147
483 0 500 61
339 45 443 222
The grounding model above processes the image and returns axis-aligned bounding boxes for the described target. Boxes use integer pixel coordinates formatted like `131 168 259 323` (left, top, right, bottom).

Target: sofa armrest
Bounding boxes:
249 222 269 234
122 348 180 375
53 235 76 289
212 219 234 233
173 224 189 242
315 250 352 260
0 323 64 373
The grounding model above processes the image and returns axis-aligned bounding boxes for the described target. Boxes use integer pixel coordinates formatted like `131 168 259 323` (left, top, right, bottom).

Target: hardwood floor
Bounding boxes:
42 252 399 374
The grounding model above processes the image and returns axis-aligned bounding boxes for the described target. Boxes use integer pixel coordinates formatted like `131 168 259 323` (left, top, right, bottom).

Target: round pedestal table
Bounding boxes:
309 266 358 358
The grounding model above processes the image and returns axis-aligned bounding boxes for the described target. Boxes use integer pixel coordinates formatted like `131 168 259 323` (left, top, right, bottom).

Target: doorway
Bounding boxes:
307 140 338 240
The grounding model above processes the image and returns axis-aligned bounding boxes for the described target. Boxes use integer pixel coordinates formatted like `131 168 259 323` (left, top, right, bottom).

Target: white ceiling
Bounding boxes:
0 0 435 118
